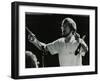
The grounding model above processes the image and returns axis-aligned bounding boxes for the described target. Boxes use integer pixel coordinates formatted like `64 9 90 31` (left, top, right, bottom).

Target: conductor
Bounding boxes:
27 17 88 66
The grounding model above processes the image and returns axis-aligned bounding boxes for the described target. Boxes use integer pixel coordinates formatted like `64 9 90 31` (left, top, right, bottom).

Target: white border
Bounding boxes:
19 5 95 76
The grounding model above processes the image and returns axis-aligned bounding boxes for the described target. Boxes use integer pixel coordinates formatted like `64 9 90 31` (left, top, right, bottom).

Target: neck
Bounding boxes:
65 33 73 43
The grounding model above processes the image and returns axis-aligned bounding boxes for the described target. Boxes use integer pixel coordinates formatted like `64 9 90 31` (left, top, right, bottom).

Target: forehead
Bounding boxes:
62 21 70 26
61 23 70 29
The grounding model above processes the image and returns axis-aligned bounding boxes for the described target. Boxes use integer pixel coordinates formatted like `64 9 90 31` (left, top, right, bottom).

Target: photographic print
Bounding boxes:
11 1 97 79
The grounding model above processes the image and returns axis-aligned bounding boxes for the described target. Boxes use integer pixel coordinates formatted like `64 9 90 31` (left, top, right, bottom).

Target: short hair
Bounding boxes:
61 18 77 31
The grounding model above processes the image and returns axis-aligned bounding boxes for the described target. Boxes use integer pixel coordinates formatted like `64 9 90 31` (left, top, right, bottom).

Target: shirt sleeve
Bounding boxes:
46 39 60 55
80 39 88 56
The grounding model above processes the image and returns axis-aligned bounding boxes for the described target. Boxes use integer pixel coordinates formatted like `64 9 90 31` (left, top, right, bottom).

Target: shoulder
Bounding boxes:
47 37 64 46
52 38 65 45
57 37 65 43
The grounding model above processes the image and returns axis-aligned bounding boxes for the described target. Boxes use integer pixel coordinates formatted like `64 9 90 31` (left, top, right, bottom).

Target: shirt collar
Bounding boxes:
70 35 75 43
64 35 75 43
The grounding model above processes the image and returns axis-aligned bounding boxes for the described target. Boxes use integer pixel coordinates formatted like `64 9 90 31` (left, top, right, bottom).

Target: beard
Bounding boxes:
62 31 71 37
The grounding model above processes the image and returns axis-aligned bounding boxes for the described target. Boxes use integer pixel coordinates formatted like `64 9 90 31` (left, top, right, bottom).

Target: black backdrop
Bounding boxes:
25 12 89 68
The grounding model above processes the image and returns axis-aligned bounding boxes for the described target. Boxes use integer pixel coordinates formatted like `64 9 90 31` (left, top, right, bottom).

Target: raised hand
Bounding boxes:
26 27 37 43
28 33 36 43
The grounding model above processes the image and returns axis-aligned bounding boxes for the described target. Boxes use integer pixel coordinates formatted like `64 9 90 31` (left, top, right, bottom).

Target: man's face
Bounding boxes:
61 23 71 37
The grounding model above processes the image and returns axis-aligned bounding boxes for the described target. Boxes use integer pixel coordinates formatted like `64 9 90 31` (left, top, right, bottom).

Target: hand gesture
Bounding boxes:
28 33 36 43
26 27 37 43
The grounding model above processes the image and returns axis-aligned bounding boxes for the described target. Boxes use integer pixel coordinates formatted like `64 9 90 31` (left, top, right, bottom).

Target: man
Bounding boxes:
27 17 88 66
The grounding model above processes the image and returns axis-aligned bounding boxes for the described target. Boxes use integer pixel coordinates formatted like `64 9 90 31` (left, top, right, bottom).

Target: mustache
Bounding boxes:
61 30 72 37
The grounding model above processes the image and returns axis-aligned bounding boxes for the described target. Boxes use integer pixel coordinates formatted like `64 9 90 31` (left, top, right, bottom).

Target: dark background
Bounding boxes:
25 12 89 68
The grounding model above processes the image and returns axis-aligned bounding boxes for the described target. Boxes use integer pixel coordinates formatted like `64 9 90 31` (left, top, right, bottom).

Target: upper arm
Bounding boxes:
46 40 60 55
80 39 88 56
81 39 88 52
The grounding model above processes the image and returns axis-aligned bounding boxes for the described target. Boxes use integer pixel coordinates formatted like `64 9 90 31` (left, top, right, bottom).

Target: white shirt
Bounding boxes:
46 35 87 66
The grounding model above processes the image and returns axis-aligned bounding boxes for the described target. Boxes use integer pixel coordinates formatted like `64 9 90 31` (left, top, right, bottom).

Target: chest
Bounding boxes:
60 42 79 55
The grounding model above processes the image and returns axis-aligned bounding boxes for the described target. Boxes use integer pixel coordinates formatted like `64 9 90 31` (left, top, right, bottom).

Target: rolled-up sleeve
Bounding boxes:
46 40 60 55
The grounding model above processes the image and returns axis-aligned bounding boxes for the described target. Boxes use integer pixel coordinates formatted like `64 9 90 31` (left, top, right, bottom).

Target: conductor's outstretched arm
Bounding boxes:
26 27 46 50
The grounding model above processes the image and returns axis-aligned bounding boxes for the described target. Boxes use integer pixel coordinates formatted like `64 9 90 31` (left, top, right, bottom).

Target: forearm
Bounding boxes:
31 39 46 50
